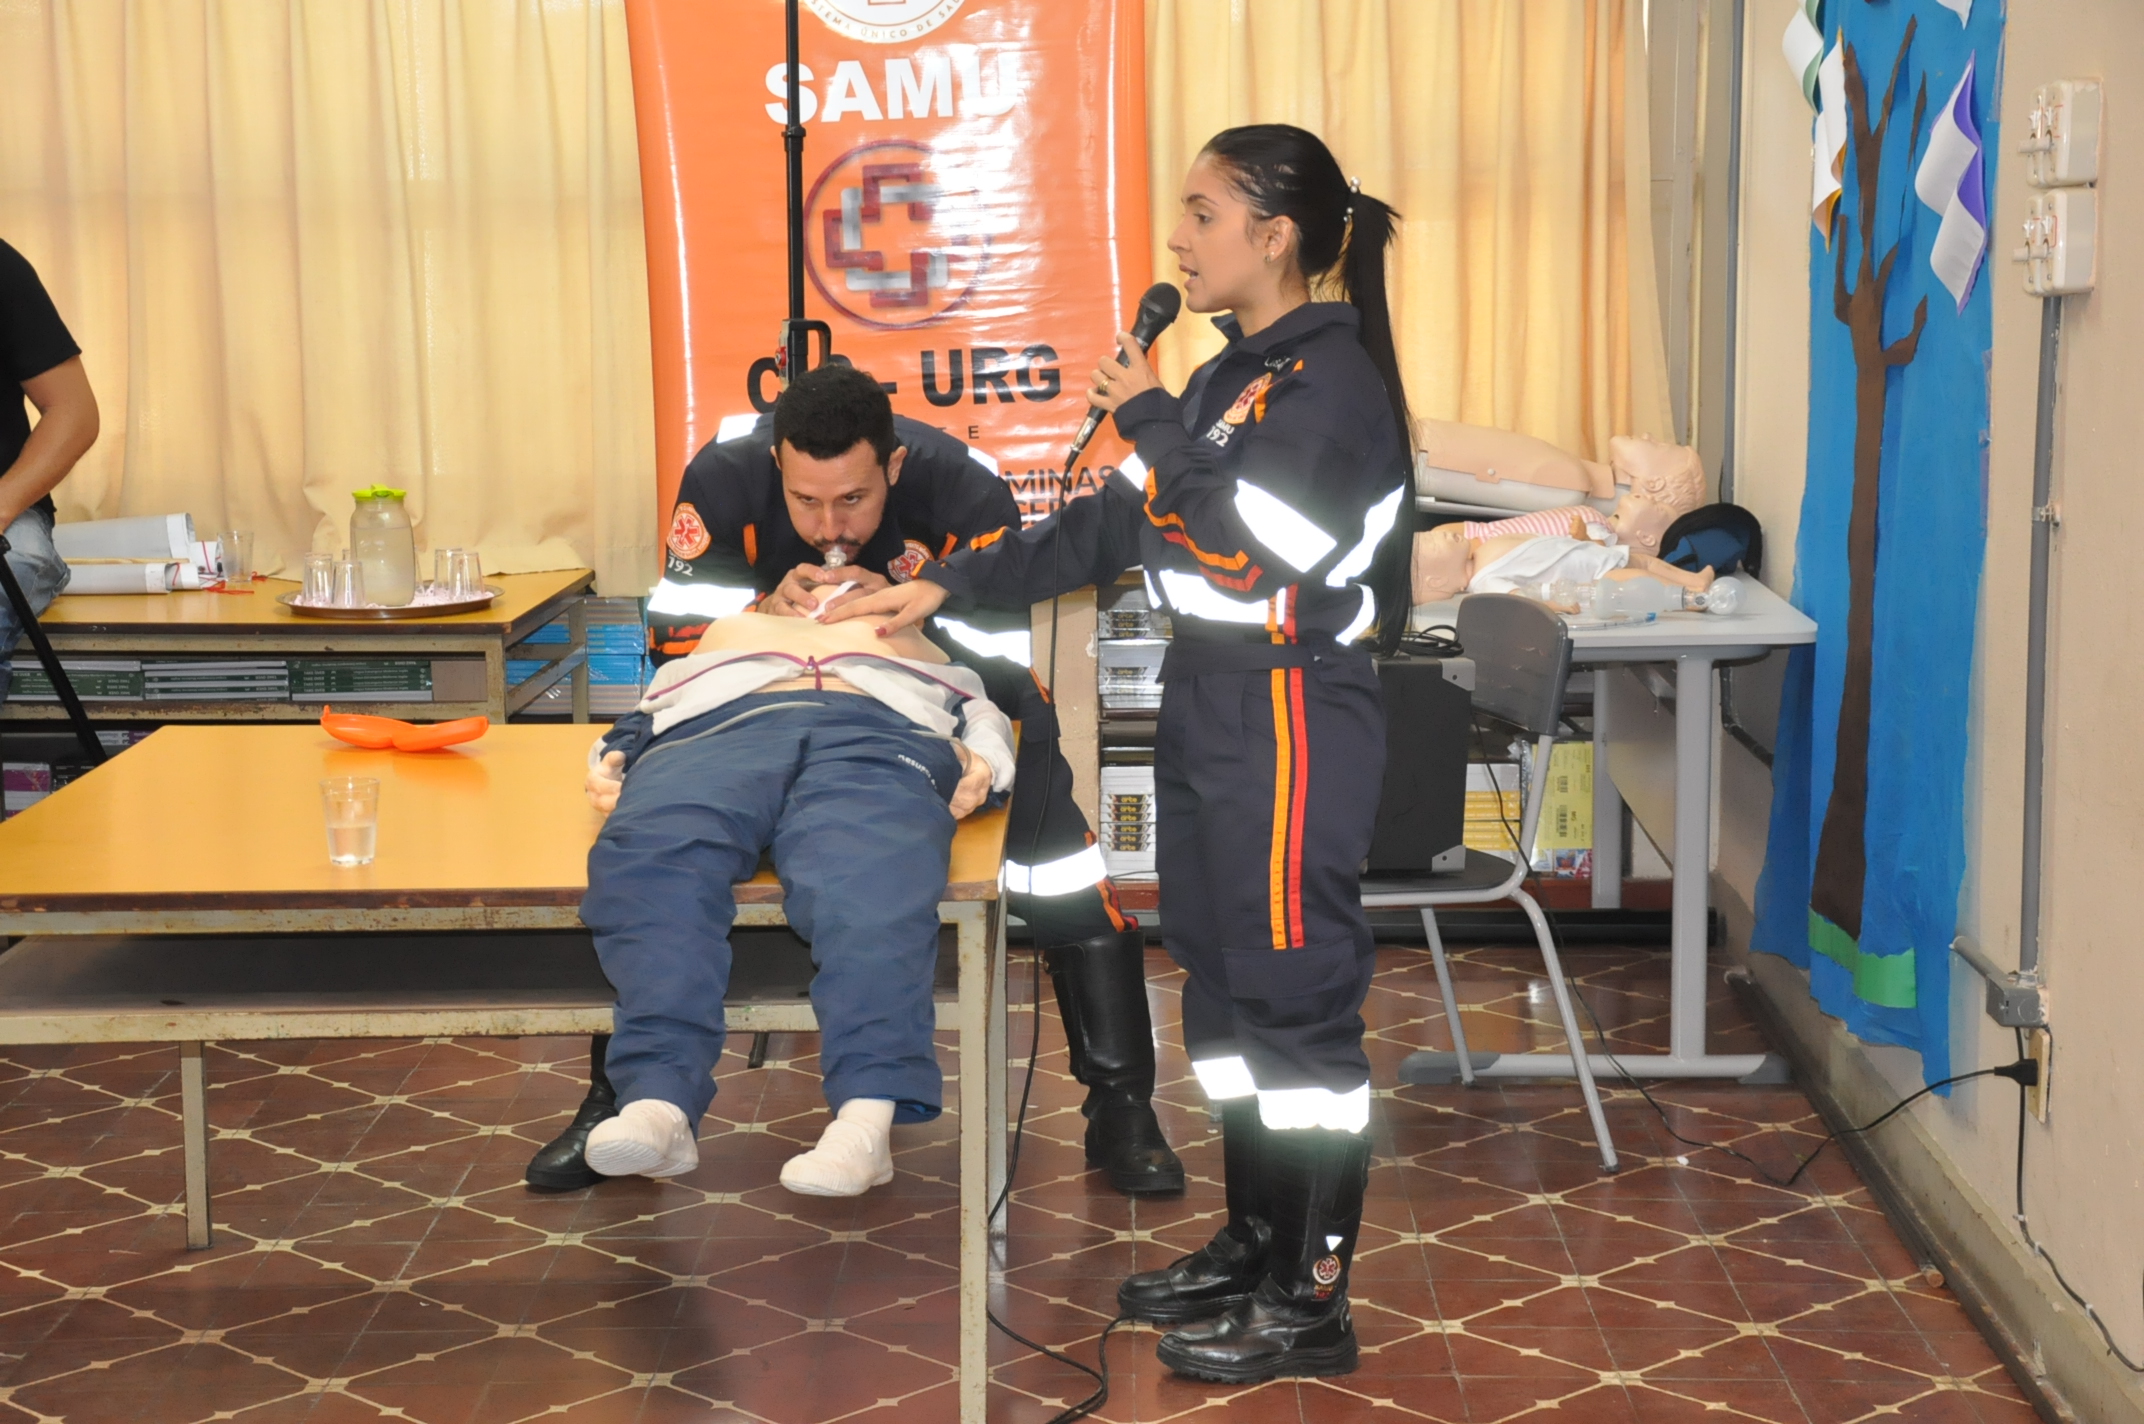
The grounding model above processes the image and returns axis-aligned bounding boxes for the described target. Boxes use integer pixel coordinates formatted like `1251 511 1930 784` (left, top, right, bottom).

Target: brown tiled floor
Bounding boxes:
0 943 2039 1422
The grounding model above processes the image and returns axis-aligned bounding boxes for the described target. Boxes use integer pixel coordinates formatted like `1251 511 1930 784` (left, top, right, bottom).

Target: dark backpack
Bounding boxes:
1658 503 1764 578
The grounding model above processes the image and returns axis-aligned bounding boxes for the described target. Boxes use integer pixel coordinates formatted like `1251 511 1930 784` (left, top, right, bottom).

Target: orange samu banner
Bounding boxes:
624 0 1151 527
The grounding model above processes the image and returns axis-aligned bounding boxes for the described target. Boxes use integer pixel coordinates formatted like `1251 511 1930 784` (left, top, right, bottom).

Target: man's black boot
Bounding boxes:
1156 1123 1371 1383
1045 927 1184 1195
1118 1096 1267 1322
524 1033 620 1191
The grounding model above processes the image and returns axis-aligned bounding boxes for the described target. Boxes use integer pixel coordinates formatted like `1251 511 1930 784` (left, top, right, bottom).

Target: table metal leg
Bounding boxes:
1407 656 1787 1087
568 595 590 724
987 913 1008 1224
957 907 991 1424
1671 655 1715 1062
1592 667 1624 909
180 1041 212 1249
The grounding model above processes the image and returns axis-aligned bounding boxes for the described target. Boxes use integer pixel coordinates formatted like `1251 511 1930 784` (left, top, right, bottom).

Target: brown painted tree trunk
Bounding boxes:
1808 23 1928 943
1809 357 1889 933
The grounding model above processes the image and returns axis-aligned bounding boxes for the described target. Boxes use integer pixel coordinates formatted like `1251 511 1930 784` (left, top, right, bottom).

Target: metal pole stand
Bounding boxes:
0 532 105 767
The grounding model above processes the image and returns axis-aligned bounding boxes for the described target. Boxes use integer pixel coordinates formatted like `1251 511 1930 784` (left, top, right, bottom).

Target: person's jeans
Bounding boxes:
0 505 72 704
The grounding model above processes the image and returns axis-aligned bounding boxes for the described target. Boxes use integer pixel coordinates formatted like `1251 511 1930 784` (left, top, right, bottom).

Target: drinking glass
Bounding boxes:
451 549 485 599
321 777 380 866
301 554 333 605
221 529 254 587
433 547 462 593
331 560 367 609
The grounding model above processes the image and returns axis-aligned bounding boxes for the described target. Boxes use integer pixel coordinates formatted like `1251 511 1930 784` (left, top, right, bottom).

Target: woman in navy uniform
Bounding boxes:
526 369 1183 1198
830 126 1414 1382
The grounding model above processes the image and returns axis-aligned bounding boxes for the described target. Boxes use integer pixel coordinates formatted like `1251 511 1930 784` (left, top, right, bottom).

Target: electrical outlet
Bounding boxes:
2026 1028 2053 1122
2022 79 2102 189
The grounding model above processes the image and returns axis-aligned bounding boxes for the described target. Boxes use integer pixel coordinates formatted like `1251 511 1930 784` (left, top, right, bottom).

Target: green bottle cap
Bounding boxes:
353 484 407 500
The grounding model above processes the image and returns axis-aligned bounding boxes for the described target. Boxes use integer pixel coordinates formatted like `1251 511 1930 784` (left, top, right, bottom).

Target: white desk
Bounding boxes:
1406 579 1815 1083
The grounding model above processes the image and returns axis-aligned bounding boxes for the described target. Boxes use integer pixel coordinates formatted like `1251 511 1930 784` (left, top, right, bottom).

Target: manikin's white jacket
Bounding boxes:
586 647 1018 794
1469 535 1632 594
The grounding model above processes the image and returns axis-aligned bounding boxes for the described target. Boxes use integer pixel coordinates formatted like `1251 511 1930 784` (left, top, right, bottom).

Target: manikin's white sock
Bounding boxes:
837 1097 896 1135
779 1097 896 1197
584 1099 699 1179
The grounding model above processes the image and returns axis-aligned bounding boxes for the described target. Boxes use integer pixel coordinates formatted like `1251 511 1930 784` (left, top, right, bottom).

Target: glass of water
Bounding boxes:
332 560 367 609
221 529 254 588
302 554 333 605
451 549 485 599
321 777 380 866
433 547 462 592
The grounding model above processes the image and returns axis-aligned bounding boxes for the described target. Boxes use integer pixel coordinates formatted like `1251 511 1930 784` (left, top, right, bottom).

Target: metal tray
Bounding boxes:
278 585 502 620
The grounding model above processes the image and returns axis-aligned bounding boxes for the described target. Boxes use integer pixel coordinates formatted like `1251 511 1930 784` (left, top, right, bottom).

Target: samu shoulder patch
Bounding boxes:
667 501 712 560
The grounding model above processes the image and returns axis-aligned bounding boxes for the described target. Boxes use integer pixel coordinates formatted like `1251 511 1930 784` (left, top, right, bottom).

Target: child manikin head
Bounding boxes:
1607 493 1678 557
1411 523 1474 604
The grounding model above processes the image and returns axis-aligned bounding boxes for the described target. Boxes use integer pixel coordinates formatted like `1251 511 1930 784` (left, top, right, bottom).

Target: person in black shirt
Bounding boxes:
0 240 99 702
523 365 1183 1199
833 126 1415 1384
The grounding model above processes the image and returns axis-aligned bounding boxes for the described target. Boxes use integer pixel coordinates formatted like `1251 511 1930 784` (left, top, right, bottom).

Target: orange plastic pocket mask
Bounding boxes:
321 708 490 752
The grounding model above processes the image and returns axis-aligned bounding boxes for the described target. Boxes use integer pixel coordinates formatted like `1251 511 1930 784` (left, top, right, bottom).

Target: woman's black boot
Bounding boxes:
1045 927 1185 1195
1117 1097 1267 1322
1155 1124 1370 1382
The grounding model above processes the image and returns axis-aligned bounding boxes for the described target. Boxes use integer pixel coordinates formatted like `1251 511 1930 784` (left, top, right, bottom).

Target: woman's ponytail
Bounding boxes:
1202 125 1418 652
1337 188 1418 654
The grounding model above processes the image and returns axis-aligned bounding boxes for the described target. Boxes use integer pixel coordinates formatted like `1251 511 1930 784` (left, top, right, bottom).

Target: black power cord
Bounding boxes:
1488 711 2144 1374
1461 711 2032 1193
2010 1025 2144 1373
979 440 1128 1424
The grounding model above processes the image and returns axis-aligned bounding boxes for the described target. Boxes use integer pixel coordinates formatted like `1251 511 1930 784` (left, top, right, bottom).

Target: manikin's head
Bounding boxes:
1410 522 1475 604
1609 436 1706 520
1607 493 1678 557
771 365 908 563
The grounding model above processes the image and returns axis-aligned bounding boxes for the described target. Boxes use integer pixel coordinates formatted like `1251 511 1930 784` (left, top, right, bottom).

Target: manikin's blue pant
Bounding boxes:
580 693 966 1128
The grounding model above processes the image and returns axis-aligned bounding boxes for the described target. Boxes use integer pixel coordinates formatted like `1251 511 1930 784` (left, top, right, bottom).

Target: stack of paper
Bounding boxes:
516 598 649 716
51 514 214 595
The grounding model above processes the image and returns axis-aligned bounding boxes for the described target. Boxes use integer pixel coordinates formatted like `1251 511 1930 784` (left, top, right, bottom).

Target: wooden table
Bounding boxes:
1 567 596 724
0 723 1009 1423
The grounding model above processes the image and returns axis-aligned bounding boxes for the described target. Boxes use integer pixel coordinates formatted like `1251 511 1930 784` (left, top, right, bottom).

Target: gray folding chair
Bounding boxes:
1363 593 1618 1173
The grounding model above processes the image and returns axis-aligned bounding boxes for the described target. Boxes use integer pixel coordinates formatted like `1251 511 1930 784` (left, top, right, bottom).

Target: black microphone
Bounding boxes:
1064 282 1182 471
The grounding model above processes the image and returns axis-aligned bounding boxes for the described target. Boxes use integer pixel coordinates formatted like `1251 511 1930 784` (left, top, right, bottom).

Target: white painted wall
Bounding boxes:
1718 0 2144 1369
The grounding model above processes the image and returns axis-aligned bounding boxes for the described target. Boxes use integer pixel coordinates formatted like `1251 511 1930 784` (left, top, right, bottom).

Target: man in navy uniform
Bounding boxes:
526 364 1182 1195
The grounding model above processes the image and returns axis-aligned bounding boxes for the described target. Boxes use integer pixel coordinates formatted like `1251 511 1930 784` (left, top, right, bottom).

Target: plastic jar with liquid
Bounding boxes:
350 486 416 606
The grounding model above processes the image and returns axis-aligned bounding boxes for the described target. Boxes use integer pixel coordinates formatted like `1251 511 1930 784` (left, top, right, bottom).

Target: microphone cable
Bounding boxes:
983 300 1176 1422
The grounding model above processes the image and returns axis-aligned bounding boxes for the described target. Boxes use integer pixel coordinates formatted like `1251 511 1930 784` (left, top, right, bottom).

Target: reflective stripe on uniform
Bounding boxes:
936 616 1032 668
1324 486 1404 588
716 412 761 443
1234 480 1337 573
1002 843 1109 897
1258 1082 1371 1132
1336 585 1376 645
1190 1054 1258 1101
647 578 758 618
1154 567 1270 624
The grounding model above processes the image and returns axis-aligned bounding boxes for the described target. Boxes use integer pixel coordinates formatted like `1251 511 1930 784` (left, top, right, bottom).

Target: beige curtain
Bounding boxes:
0 0 657 594
1146 0 1673 461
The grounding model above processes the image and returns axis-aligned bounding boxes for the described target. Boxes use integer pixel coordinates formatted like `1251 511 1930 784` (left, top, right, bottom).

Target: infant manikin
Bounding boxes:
1410 521 1715 608
1460 491 1684 559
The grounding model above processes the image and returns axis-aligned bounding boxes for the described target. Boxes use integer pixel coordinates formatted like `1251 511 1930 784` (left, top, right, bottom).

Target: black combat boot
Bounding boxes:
1045 927 1184 1195
524 1033 620 1191
1117 1096 1268 1322
1155 1124 1371 1383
